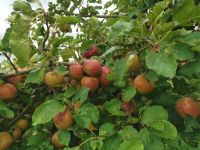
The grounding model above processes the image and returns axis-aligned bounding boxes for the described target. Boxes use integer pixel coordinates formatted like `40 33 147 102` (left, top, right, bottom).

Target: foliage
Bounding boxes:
0 0 200 149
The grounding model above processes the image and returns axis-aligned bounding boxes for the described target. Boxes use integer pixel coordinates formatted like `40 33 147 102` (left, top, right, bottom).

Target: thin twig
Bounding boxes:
74 14 123 18
1 69 34 78
2 52 19 74
42 12 50 51
9 102 32 127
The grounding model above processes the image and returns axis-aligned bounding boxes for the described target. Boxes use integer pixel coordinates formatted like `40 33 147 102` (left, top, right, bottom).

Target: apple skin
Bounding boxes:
0 132 13 150
99 66 112 87
128 54 141 72
83 60 102 77
0 83 17 101
8 76 23 86
15 118 29 130
51 132 65 149
176 97 200 118
122 101 136 115
69 64 84 80
83 45 99 58
81 76 99 91
12 127 22 140
45 71 64 87
133 74 155 94
53 108 73 129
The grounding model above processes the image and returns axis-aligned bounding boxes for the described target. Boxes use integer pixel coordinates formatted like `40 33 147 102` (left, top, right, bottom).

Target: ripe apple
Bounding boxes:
83 45 99 58
0 132 13 150
127 54 141 72
83 60 102 77
45 71 64 87
122 101 136 115
16 118 29 130
8 76 24 86
0 83 17 101
53 108 73 129
81 76 99 91
133 74 155 94
69 64 84 80
12 127 22 140
176 97 200 118
51 132 65 149
99 66 112 87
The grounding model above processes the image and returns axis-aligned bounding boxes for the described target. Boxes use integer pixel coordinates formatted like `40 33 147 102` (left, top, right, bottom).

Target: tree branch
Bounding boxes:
2 52 19 74
42 12 50 51
1 61 77 78
74 14 121 18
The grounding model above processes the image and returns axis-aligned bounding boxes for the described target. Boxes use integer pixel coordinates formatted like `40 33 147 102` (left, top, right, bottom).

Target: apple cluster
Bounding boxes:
69 59 112 91
0 118 29 150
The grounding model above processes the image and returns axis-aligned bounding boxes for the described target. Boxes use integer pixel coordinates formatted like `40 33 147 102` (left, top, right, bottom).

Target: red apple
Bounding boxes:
176 97 200 118
81 76 99 91
122 101 136 115
69 64 84 80
0 83 17 101
99 66 112 87
83 60 102 77
133 74 155 94
53 108 73 129
83 45 99 58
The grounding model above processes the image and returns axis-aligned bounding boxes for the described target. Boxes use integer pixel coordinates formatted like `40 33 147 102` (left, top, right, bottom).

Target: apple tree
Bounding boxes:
0 0 200 150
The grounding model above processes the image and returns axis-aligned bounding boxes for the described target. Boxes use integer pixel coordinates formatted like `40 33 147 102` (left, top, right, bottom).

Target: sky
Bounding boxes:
0 0 55 38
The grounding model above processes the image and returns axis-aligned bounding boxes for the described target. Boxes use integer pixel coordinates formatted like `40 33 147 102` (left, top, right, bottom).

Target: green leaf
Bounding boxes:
99 122 116 137
104 99 126 116
102 134 121 150
119 139 144 150
73 103 99 128
9 14 32 67
64 87 75 99
119 126 138 140
73 87 89 103
108 58 128 87
90 140 103 150
13 0 32 15
0 101 14 118
1 28 11 52
141 106 168 125
122 86 136 102
108 19 134 41
32 100 65 125
150 120 177 139
146 51 177 78
25 68 45 84
26 132 50 146
177 32 200 46
80 40 95 51
179 59 200 76
172 0 195 23
58 130 71 146
172 44 194 61
54 65 67 75
66 16 80 24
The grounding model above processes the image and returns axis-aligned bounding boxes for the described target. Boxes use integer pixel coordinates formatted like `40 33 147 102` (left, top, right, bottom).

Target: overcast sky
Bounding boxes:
0 0 55 38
